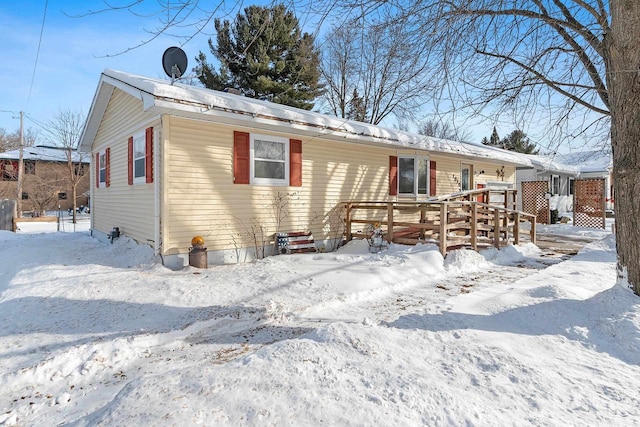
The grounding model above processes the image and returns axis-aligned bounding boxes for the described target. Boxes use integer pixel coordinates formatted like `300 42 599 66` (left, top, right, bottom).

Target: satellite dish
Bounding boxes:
162 47 188 83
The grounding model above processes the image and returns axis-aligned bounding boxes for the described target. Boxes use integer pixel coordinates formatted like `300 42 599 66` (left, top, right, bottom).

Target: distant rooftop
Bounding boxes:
0 145 89 163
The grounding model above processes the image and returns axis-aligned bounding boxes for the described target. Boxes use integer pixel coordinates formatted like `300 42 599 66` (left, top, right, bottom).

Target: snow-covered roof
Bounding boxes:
557 150 612 173
79 69 533 167
0 145 89 163
517 153 580 176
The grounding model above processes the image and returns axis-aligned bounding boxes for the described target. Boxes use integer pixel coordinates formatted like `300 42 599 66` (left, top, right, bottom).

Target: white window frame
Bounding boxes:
551 175 560 195
132 131 146 184
461 163 472 191
398 156 429 197
567 177 575 196
250 133 289 186
98 150 107 188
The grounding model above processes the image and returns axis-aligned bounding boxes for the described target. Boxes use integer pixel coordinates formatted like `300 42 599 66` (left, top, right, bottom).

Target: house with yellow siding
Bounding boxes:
79 69 532 269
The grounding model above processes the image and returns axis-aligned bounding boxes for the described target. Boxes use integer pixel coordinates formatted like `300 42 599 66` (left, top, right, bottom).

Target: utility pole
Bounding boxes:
17 111 24 217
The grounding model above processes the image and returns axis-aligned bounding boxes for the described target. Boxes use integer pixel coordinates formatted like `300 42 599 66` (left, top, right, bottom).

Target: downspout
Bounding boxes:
154 123 161 256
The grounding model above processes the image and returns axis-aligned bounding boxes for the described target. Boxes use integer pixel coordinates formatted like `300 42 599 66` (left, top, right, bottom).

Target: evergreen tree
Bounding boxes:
346 89 367 122
196 4 322 110
481 127 501 147
501 130 539 154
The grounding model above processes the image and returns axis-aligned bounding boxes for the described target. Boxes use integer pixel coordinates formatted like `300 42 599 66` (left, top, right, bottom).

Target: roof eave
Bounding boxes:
78 74 156 153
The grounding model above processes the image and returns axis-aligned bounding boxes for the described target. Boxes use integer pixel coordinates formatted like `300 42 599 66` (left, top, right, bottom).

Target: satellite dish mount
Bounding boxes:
162 47 188 84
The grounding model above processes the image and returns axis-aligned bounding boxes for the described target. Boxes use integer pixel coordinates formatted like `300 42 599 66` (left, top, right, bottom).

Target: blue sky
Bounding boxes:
0 0 216 134
0 0 556 149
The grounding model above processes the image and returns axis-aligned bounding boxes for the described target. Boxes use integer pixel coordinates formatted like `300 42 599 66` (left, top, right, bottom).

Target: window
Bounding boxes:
58 192 67 200
398 156 429 196
1 160 18 181
461 164 472 191
99 152 107 185
568 177 574 196
251 134 289 185
97 147 110 188
128 127 154 185
74 163 87 176
551 175 560 195
24 160 36 174
133 131 146 183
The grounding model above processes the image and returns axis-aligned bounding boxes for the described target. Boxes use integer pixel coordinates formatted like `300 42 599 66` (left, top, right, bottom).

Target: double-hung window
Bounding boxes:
99 152 107 186
251 134 289 185
551 175 560 195
461 164 472 191
132 131 146 183
398 156 429 196
567 177 574 196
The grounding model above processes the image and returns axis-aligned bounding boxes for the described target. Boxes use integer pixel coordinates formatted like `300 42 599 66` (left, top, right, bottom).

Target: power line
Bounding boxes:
26 0 49 110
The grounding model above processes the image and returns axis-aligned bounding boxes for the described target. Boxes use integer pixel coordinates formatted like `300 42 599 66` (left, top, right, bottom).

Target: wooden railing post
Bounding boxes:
514 212 520 245
530 217 536 244
345 203 352 241
494 208 501 249
439 203 448 255
420 204 426 239
387 202 394 243
470 203 478 251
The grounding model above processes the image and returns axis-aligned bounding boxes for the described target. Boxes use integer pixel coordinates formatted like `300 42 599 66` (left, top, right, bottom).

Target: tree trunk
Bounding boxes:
607 0 640 295
72 185 77 224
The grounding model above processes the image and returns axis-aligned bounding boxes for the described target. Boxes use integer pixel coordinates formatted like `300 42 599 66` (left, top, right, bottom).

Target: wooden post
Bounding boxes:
387 202 394 243
530 217 536 244
514 212 520 245
504 211 510 243
345 203 352 241
439 203 448 256
504 190 508 209
420 204 426 239
494 208 501 248
470 203 478 251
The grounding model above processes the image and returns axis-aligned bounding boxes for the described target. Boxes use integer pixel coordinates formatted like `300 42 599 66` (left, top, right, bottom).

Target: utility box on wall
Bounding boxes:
0 199 16 232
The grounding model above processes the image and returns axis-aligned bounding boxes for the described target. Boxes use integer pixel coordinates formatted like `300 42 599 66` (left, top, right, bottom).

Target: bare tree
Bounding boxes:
327 0 638 294
0 127 37 152
320 17 436 124
26 168 65 216
418 119 472 142
46 110 88 224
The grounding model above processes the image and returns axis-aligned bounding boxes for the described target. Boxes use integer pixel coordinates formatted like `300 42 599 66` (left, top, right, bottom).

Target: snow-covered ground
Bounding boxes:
1 216 639 426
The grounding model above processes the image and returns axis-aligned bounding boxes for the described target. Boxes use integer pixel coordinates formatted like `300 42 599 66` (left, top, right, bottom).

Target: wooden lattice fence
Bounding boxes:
573 179 606 229
521 181 550 224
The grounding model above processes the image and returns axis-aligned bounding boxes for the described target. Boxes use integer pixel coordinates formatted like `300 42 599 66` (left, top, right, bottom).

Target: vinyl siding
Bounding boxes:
162 117 392 255
91 88 159 245
162 117 518 256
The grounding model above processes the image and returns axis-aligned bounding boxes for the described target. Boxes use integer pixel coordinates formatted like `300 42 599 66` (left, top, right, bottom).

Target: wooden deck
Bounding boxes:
344 189 537 255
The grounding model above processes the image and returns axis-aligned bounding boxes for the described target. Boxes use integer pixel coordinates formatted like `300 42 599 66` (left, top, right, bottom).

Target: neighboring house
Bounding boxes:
0 146 90 214
558 150 613 211
516 154 579 213
79 69 532 268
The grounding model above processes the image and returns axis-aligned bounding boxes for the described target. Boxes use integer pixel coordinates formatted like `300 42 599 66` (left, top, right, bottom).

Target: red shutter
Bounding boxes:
429 160 437 196
389 156 398 195
128 137 133 185
95 152 100 188
290 139 302 187
145 127 154 184
233 131 250 184
105 147 111 187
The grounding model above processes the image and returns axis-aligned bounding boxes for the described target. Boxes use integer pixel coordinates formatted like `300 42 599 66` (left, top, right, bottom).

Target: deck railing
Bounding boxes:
344 189 536 255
